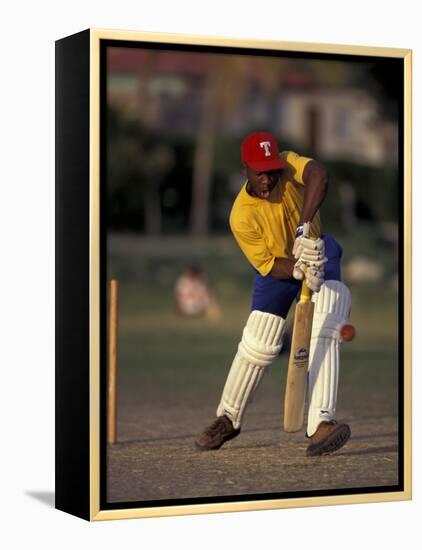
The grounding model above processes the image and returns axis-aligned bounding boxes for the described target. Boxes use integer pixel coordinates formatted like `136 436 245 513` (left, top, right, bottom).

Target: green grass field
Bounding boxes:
108 234 399 419
106 233 400 502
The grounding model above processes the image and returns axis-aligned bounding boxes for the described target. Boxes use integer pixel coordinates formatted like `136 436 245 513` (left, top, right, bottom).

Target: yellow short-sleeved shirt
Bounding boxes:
229 151 322 276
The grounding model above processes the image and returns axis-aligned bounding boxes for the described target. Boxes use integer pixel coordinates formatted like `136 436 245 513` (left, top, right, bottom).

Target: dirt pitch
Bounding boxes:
106 236 400 505
107 401 399 503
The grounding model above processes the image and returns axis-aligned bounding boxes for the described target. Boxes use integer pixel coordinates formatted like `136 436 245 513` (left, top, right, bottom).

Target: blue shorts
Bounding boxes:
251 235 343 318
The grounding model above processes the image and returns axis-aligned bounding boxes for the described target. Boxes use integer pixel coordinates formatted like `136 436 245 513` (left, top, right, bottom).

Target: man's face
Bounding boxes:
243 163 282 200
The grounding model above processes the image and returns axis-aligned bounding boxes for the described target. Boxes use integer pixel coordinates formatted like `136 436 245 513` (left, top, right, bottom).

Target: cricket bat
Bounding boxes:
283 276 314 432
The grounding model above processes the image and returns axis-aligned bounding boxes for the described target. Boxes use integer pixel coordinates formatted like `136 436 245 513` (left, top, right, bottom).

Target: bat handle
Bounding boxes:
299 268 312 303
299 235 319 303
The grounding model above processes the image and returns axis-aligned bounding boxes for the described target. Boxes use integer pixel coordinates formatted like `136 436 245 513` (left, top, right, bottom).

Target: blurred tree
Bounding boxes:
321 159 398 234
352 59 403 121
191 55 287 236
107 108 145 231
309 60 351 88
190 57 247 235
107 106 176 233
143 144 175 234
135 51 167 234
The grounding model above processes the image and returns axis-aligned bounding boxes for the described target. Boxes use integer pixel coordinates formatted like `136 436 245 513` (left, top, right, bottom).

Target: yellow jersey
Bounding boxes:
229 151 322 276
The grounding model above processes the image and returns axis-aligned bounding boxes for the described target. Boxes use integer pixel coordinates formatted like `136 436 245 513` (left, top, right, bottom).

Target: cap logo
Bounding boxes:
259 141 272 157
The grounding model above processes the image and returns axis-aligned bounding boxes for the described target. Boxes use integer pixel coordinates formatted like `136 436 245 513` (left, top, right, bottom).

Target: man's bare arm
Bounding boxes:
269 258 296 279
299 160 329 224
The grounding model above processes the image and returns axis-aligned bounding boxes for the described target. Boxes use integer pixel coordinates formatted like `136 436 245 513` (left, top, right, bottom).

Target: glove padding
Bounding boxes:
292 233 327 293
293 261 326 292
293 235 326 262
304 264 326 293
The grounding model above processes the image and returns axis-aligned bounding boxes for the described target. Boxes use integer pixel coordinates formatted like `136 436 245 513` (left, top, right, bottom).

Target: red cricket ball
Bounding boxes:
340 324 356 342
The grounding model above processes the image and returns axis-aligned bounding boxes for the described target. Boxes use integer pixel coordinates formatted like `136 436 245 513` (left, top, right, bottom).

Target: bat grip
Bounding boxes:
299 235 318 303
299 268 312 303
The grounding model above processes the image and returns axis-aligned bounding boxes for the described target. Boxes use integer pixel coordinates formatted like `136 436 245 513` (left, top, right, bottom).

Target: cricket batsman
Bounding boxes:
195 131 352 456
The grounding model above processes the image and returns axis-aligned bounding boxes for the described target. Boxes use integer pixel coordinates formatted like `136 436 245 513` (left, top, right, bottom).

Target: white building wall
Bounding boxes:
279 89 396 165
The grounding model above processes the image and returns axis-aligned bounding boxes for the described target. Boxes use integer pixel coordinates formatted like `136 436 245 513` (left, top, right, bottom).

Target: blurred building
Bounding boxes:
279 89 398 165
107 48 398 166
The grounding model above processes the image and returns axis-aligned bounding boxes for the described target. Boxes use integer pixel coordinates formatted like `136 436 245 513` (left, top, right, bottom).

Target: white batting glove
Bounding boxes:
293 230 326 261
292 222 311 259
292 223 327 291
293 260 326 292
304 264 325 292
292 259 306 281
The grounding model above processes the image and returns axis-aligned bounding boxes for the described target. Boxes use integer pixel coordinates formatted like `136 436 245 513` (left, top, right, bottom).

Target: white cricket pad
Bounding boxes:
217 310 285 428
307 281 351 436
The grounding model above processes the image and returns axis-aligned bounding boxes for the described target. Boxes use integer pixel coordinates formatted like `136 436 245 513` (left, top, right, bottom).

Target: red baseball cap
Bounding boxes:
241 132 287 172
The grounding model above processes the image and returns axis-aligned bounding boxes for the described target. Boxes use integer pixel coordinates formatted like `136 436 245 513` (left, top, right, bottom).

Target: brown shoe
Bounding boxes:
195 415 240 451
306 420 351 457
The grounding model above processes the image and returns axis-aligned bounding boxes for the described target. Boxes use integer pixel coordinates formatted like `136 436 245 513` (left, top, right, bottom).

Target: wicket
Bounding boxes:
107 279 119 445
